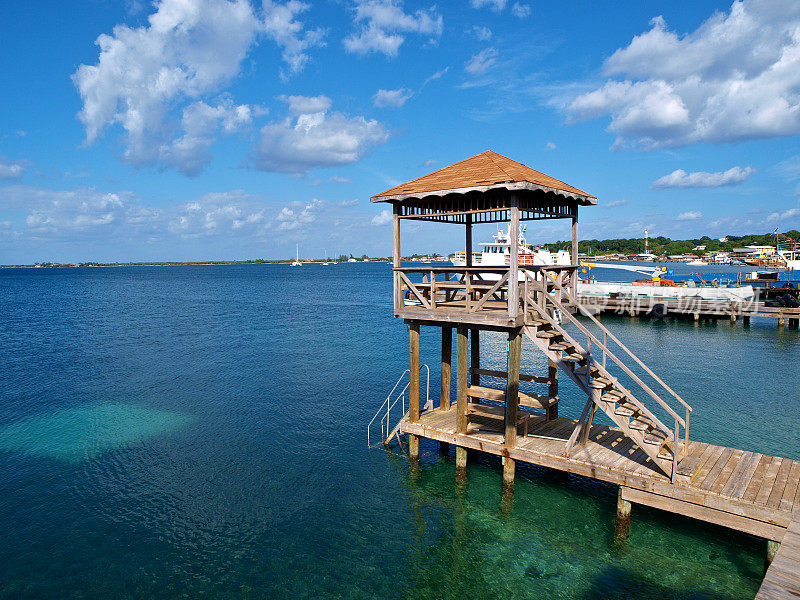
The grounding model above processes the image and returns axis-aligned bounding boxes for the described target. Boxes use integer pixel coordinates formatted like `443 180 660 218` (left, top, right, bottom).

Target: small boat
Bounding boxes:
291 244 302 267
322 250 331 265
686 259 708 266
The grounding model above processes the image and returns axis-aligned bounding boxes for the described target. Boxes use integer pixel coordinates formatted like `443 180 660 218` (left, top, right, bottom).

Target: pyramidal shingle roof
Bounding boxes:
371 150 596 204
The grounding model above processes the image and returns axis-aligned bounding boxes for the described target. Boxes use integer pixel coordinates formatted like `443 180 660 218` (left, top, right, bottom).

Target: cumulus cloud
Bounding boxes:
339 198 359 206
72 0 322 175
604 199 629 208
372 87 413 107
343 0 442 57
465 47 497 75
677 210 703 220
765 207 800 222
0 159 25 180
652 166 756 189
274 198 321 230
566 0 800 149
251 95 389 174
469 26 492 41
7 187 159 237
262 0 325 76
510 2 530 18
470 0 506 11
371 209 392 225
545 141 557 150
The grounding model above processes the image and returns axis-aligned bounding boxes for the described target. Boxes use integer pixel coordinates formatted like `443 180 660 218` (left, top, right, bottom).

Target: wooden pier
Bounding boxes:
369 150 800 598
578 294 800 327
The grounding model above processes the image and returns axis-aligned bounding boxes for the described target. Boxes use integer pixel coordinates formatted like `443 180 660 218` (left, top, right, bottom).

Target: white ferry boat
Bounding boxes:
453 227 754 302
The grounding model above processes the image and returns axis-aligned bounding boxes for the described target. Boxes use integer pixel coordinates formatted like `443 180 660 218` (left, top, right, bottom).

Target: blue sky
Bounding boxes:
1 0 799 262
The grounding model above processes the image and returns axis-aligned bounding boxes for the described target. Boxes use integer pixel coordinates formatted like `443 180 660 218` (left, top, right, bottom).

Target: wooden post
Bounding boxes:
547 358 559 420
502 455 515 495
456 327 468 434
440 327 452 410
766 539 781 572
508 200 519 319
465 214 473 267
409 434 419 461
456 326 469 478
393 204 402 311
470 329 480 386
571 214 579 297
614 486 632 542
505 328 521 448
743 315 750 326
409 323 420 423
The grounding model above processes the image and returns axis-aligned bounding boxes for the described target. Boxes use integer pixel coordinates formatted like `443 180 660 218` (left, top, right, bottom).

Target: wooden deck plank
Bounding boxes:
756 512 800 599
756 457 785 507
698 447 735 491
691 445 726 485
780 461 800 512
742 455 773 503
721 451 757 498
767 458 795 509
708 448 745 494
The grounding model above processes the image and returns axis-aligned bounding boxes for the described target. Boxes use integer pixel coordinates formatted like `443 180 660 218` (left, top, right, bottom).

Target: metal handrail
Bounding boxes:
547 273 692 414
367 364 430 447
526 272 686 427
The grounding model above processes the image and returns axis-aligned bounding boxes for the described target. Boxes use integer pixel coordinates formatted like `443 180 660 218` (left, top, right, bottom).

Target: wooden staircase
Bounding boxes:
522 273 692 480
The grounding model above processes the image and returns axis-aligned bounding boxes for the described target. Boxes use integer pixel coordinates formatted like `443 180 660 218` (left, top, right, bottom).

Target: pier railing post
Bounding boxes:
503 328 522 496
409 323 420 461
548 358 559 420
508 199 519 319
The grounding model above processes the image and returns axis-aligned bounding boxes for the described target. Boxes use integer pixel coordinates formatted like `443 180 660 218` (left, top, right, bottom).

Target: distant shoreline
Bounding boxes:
0 259 395 268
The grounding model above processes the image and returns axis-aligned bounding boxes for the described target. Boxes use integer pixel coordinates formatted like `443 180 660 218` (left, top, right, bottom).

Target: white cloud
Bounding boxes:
169 191 268 236
604 199 629 208
420 158 436 167
0 160 25 180
545 141 557 150
677 210 703 220
652 166 756 189
567 0 800 149
421 67 449 88
510 2 530 18
279 94 332 115
465 47 497 75
469 26 492 41
339 198 359 206
373 87 413 107
262 0 325 77
343 0 442 57
371 209 392 225
470 0 507 12
274 198 321 230
251 95 389 174
765 207 800 223
72 0 322 175
329 176 353 184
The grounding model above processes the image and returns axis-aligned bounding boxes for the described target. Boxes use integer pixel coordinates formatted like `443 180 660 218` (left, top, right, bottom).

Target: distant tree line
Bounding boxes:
543 230 800 256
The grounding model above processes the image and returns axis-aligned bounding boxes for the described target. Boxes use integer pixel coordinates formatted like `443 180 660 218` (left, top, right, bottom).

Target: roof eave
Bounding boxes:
371 181 597 206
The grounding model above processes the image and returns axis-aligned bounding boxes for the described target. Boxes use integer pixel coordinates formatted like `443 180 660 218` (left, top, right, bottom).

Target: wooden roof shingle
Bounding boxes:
371 150 596 204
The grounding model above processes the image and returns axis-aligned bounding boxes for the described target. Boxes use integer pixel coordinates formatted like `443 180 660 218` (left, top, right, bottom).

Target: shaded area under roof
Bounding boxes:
371 150 597 205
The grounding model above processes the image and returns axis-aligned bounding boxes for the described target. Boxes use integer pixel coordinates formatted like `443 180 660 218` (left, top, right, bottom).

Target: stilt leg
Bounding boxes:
614 487 632 544
409 434 419 461
766 539 781 572
455 446 467 481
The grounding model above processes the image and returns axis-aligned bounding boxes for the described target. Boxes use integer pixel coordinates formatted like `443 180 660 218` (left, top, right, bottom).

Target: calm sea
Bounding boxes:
0 263 797 599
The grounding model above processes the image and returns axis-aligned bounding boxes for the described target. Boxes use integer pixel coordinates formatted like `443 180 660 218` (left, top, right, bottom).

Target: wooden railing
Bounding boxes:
524 271 692 469
394 266 577 320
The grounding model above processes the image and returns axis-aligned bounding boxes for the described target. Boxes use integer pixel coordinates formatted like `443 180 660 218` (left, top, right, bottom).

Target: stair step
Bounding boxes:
574 365 600 376
466 385 554 410
593 376 614 386
529 318 549 327
563 353 587 363
614 405 635 417
550 342 574 352
601 391 626 403
629 416 655 431
537 331 561 339
643 430 670 445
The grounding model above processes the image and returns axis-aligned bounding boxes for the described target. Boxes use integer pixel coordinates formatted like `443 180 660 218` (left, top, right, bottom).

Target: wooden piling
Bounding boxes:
440 327 452 410
409 434 420 461
409 323 420 423
615 486 632 541
502 456 515 495
548 358 559 420
470 329 480 386
456 327 469 477
766 539 781 572
505 329 522 449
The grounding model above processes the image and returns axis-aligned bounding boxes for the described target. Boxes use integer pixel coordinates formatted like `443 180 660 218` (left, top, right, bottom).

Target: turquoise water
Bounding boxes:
0 264 797 599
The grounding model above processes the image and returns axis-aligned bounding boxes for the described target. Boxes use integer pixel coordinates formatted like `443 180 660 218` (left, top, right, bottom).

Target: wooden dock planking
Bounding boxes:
402 408 799 543
756 511 800 600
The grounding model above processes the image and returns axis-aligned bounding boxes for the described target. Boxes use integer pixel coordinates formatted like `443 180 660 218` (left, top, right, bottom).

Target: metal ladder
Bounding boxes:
367 365 430 448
